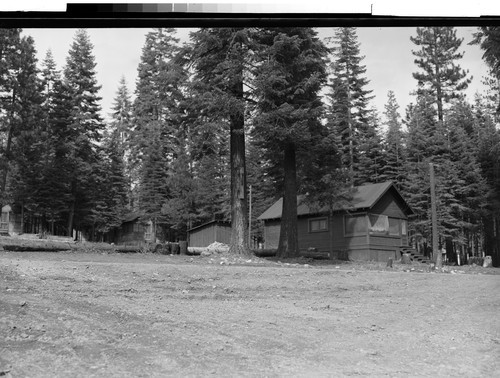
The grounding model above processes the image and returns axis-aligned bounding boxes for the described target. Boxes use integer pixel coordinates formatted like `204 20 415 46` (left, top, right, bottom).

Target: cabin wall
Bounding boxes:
297 217 331 253
348 247 398 262
1 210 23 235
371 192 406 218
189 224 231 248
215 225 232 246
115 221 146 245
263 220 281 249
262 189 411 262
10 214 23 234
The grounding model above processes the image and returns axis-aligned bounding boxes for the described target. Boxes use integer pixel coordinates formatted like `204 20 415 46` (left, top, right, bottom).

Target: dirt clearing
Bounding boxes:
1 251 499 377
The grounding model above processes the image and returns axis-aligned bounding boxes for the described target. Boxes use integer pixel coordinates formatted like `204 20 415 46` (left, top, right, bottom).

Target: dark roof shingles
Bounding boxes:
257 182 410 220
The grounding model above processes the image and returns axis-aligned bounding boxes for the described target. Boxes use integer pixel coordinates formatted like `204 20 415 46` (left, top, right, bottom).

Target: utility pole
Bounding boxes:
248 185 252 248
430 163 441 268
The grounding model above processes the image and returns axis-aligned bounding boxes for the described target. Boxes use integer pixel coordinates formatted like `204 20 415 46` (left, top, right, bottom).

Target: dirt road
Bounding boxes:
1 251 499 377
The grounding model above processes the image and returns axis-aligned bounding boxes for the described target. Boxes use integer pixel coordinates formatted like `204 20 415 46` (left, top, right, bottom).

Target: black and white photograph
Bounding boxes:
1 2 499 377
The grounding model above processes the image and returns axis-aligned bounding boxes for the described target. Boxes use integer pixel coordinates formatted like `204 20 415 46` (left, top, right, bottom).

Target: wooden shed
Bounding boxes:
108 213 154 245
1 205 23 235
188 221 231 248
257 182 414 262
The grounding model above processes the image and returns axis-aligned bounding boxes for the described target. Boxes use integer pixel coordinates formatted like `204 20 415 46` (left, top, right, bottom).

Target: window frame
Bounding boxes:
344 213 368 237
133 222 140 233
388 217 401 236
401 219 407 236
308 217 328 233
368 213 390 235
367 213 404 238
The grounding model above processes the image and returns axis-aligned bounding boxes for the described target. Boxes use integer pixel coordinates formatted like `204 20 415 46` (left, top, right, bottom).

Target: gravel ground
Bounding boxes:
1 250 499 377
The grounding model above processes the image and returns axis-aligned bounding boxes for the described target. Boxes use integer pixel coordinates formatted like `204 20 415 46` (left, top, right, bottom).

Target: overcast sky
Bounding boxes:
22 26 490 125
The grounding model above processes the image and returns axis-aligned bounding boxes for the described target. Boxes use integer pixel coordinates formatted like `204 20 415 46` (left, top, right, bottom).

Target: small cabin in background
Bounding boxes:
107 213 154 245
188 220 231 248
257 182 414 262
0 205 22 235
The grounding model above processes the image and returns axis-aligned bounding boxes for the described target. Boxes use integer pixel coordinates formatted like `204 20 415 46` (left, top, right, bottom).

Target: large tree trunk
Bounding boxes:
67 180 76 238
277 142 299 258
0 89 16 206
228 66 250 256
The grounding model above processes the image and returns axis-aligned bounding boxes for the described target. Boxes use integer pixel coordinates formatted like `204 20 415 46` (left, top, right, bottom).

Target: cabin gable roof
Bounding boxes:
257 181 414 221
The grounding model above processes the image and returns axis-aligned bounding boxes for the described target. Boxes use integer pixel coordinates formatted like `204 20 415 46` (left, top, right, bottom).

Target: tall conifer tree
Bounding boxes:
110 76 134 208
381 91 405 186
253 27 329 258
188 28 251 255
132 28 185 241
63 29 105 236
7 35 45 230
326 27 374 185
411 27 471 123
0 28 22 206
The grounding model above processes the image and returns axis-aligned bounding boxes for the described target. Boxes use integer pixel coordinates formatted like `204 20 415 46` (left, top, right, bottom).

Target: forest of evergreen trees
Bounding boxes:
0 27 499 265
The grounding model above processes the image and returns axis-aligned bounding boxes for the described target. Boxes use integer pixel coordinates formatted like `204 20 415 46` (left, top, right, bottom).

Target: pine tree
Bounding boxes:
473 95 500 266
326 27 374 185
63 29 105 236
111 76 133 149
188 27 252 255
411 27 472 123
356 108 385 185
403 91 488 262
0 32 52 236
41 49 59 101
91 128 129 239
38 78 74 234
7 35 46 232
110 76 133 208
471 26 500 115
381 91 405 186
470 27 500 265
253 27 329 258
471 27 500 78
184 99 230 228
443 99 488 259
131 28 186 241
402 93 441 255
0 28 22 206
246 136 281 245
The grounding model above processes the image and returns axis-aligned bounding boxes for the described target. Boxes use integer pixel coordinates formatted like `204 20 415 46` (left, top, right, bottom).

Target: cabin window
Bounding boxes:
133 223 140 232
388 217 400 236
401 220 407 236
309 217 328 233
144 223 153 241
0 211 8 230
369 214 389 235
344 214 367 236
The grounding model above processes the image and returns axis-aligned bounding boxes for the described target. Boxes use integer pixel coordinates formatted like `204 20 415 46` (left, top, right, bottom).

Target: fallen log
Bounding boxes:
115 246 141 253
2 244 71 252
252 249 277 257
299 251 330 260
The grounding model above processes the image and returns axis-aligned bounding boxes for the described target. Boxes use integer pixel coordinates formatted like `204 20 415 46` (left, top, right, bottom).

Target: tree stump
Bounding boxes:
171 243 180 255
179 241 187 255
164 243 171 255
401 253 412 264
483 256 493 268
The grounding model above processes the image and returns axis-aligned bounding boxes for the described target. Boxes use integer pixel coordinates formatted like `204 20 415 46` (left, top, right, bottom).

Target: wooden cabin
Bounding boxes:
108 213 154 245
257 182 414 262
0 205 22 235
188 220 231 248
